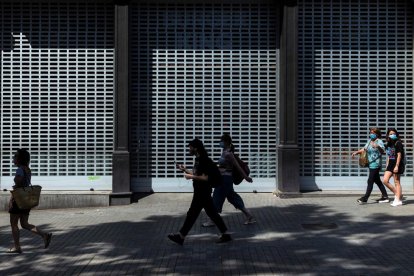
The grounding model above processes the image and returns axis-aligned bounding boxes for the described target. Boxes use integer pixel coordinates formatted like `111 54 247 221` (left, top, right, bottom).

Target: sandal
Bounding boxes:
6 247 22 254
44 233 52 249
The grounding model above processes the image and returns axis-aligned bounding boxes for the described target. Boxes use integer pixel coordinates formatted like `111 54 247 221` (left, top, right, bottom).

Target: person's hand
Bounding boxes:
176 164 186 172
245 176 253 183
351 151 359 157
394 166 399 173
184 173 193 180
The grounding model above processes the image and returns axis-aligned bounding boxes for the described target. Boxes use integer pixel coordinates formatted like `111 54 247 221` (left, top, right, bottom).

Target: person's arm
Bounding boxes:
386 154 389 168
13 168 25 188
184 173 208 182
228 153 253 183
176 164 192 175
394 152 402 173
394 142 403 173
376 139 385 154
351 148 365 157
13 176 25 188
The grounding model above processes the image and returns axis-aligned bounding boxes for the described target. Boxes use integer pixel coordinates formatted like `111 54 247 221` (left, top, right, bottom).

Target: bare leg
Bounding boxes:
240 207 256 224
240 207 253 219
383 171 396 195
20 214 46 238
10 214 21 250
394 174 402 202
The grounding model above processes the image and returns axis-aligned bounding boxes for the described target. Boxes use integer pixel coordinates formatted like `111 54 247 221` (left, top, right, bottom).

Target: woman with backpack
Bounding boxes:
202 134 255 227
382 128 405 207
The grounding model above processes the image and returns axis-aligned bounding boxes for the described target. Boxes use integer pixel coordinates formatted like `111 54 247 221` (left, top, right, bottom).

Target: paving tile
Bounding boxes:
0 193 414 275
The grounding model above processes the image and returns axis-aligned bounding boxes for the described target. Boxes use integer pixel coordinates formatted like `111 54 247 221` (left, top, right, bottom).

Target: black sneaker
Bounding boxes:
357 197 367 204
168 233 184 245
377 197 390 203
216 233 232 243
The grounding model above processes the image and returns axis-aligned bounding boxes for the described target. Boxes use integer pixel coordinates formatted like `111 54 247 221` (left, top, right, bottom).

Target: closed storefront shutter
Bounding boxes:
0 2 114 190
130 1 279 192
298 0 413 190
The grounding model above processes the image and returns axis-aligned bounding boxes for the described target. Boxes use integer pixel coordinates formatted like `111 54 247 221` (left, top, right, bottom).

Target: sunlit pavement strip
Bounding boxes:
1 193 414 275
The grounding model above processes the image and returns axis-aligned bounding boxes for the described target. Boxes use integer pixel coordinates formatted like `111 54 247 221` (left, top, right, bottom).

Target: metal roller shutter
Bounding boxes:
298 0 413 190
130 1 279 192
0 2 114 190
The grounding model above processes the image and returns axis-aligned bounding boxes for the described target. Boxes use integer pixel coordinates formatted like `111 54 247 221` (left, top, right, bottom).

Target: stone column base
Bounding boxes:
277 145 300 193
112 150 131 205
110 192 132 205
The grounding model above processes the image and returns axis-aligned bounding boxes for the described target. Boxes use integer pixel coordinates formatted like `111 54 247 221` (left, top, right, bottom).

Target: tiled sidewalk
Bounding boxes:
0 193 413 275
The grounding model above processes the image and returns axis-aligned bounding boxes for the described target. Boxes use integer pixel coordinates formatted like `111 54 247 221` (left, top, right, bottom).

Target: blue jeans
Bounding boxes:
213 175 245 213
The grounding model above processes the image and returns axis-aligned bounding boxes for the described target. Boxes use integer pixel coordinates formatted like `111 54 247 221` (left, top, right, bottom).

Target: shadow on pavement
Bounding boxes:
0 201 412 275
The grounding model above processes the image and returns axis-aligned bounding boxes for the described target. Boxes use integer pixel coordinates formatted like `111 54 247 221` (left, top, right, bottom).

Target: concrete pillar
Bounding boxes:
276 0 301 197
111 1 131 205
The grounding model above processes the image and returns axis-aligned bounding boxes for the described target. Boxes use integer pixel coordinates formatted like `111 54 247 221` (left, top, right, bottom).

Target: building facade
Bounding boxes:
0 0 412 204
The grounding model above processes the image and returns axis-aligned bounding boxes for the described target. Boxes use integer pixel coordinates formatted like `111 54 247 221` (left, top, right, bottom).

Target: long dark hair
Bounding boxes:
15 148 30 166
197 144 209 159
221 133 235 153
189 138 209 159
386 128 401 146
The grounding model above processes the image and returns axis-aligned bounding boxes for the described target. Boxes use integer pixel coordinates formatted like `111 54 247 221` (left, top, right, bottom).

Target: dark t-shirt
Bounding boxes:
192 156 221 189
386 141 404 161
192 157 209 188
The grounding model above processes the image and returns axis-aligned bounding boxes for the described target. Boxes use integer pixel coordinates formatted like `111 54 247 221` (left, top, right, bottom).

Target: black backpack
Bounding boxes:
206 158 222 188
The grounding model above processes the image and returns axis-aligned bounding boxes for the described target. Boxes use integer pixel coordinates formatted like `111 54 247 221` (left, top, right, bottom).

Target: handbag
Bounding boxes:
11 185 42 209
233 154 250 185
359 150 369 168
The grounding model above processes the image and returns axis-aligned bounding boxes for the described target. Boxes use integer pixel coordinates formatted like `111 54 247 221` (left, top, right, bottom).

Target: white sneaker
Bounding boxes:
390 201 403 207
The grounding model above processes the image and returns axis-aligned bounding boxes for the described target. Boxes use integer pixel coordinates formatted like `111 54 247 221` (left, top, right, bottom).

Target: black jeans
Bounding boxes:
363 168 388 200
180 186 228 236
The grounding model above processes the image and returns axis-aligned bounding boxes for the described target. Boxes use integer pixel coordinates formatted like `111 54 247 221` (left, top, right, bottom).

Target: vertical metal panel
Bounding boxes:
298 0 413 190
0 2 114 190
130 1 279 192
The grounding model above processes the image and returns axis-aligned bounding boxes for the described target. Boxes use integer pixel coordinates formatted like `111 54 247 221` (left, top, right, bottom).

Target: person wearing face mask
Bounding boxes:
352 128 389 204
168 138 231 245
382 128 405 207
202 133 255 227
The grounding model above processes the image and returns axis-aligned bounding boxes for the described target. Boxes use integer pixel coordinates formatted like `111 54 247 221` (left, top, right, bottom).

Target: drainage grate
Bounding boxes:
301 223 338 230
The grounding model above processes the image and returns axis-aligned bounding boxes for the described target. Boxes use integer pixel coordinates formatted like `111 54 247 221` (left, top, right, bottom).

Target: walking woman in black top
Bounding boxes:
168 138 231 245
382 129 405 207
8 149 52 253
